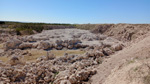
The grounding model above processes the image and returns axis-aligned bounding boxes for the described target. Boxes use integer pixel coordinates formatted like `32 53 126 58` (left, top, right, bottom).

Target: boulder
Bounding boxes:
67 45 73 49
56 46 63 50
74 43 82 49
56 40 63 46
86 51 95 57
76 70 90 81
18 43 33 49
37 41 50 50
22 51 29 55
9 56 20 66
98 35 107 40
46 51 56 60
69 69 97 84
3 39 22 51
81 45 89 48
94 51 104 57
69 74 78 84
62 43 68 47
26 36 36 42
103 48 114 56
32 43 39 48
112 44 123 51
102 37 119 47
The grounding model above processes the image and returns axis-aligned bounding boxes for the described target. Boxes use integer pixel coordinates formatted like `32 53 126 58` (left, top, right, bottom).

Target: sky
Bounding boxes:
0 0 150 24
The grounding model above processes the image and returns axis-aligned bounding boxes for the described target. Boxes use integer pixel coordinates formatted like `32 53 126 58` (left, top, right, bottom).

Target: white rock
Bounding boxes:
112 44 123 51
3 39 22 50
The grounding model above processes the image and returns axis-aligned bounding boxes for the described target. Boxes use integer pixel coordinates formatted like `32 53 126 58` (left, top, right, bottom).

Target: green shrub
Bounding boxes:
14 24 44 35
2 21 76 35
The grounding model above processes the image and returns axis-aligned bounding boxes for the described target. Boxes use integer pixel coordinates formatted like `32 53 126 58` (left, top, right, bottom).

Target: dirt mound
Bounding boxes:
104 58 150 84
91 24 150 42
91 32 150 84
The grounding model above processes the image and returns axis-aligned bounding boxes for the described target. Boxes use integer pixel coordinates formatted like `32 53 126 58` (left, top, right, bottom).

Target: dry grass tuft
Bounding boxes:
51 50 85 57
0 43 3 49
0 56 10 62
24 49 85 62
0 49 85 63
24 49 47 62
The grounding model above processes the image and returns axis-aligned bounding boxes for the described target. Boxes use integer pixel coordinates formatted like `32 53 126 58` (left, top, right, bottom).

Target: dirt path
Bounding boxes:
91 32 150 84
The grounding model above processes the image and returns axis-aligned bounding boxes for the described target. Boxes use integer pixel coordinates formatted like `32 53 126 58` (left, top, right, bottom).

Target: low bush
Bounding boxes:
15 24 44 35
1 21 76 35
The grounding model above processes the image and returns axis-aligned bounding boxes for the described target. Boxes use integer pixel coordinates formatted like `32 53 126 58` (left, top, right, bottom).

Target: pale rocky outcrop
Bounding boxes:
0 29 125 84
3 39 22 51
37 41 50 50
26 36 36 42
112 44 123 51
18 43 33 49
103 47 114 56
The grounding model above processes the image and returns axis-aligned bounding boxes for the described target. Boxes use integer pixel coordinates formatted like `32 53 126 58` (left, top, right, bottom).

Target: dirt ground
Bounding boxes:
1 24 150 84
91 31 150 84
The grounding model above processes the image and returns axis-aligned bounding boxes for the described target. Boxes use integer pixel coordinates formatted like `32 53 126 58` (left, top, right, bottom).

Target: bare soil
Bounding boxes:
91 31 150 84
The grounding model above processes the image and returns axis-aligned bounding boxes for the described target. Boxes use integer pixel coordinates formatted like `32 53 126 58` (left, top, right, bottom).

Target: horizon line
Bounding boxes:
1 20 150 25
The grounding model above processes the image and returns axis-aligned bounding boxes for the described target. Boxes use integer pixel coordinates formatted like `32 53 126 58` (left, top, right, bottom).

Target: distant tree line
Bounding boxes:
0 21 76 35
0 21 5 24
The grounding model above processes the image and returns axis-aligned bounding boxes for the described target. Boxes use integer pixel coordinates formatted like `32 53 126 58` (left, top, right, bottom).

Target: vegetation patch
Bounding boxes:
24 49 85 62
0 56 10 62
76 24 114 33
0 49 85 63
24 49 47 62
51 50 85 57
0 43 3 49
15 24 44 35
0 21 76 35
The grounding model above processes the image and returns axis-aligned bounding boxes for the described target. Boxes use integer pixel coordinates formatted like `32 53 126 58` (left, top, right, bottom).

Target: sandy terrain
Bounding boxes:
91 32 150 84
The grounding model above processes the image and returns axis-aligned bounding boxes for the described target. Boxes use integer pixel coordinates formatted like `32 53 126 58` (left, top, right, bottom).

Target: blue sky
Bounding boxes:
0 0 150 24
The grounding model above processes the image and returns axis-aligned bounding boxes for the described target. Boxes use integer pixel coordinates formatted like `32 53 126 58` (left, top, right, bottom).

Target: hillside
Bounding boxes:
91 30 150 84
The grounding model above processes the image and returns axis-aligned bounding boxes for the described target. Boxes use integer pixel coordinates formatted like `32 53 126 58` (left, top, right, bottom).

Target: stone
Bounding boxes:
44 76 51 82
56 46 63 50
3 39 22 50
18 43 33 49
60 80 71 84
69 74 78 84
94 51 104 57
37 41 50 50
112 44 123 51
98 35 107 40
46 51 56 60
22 51 29 55
103 48 114 56
67 45 73 49
9 56 20 66
76 70 90 81
102 37 119 47
32 43 39 48
56 40 63 46
26 36 36 42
